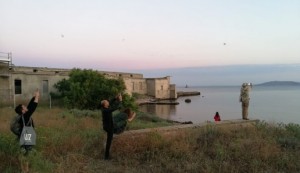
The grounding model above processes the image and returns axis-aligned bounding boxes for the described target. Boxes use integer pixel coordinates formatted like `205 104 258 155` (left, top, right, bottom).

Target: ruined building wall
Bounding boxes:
146 76 172 99
123 78 147 95
0 63 12 101
0 66 176 104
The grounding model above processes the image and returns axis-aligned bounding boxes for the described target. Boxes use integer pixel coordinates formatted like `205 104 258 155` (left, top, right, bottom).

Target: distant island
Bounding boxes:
255 81 300 86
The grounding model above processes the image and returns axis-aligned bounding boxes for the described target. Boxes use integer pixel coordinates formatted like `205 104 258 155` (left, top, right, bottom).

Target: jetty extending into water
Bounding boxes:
177 91 201 97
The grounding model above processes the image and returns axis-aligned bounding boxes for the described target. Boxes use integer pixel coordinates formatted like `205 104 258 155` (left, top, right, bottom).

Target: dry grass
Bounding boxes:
1 107 300 173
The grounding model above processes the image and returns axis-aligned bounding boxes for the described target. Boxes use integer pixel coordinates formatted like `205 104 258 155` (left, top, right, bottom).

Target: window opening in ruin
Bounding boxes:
132 82 135 90
161 85 163 90
15 79 22 94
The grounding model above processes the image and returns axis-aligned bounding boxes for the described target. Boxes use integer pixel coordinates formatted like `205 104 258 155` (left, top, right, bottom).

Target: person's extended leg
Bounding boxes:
104 131 113 160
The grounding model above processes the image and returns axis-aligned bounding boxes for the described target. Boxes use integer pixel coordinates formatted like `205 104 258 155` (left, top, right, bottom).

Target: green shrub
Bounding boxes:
53 68 130 110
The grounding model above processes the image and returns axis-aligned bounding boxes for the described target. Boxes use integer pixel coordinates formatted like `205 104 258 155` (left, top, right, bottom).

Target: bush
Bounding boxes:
53 68 134 110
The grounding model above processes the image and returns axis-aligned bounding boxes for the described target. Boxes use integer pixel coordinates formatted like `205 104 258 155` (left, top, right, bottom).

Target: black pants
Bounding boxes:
105 130 113 159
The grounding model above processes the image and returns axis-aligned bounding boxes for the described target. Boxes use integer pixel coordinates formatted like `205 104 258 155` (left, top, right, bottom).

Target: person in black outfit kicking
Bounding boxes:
100 94 122 160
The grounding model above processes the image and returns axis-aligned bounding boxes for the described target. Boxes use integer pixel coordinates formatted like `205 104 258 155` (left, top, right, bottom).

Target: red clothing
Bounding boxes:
214 115 221 121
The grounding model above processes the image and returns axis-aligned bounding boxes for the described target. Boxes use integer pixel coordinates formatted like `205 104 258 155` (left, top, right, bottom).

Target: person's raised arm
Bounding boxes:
24 88 40 119
34 88 40 103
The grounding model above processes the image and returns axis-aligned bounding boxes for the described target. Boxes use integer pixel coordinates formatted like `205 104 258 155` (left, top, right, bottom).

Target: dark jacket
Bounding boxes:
101 98 122 133
17 97 38 138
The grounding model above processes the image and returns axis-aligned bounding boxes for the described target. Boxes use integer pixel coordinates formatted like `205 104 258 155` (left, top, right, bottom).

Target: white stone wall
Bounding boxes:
123 78 147 95
154 78 170 99
146 76 173 99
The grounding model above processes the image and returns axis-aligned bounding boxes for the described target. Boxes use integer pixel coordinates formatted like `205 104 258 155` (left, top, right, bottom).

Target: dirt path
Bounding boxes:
120 119 259 138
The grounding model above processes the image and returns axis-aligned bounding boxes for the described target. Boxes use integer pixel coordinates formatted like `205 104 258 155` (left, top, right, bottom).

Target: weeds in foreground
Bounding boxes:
1 107 300 173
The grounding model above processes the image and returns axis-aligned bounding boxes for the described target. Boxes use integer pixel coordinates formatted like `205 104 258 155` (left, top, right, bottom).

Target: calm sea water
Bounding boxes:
139 85 300 124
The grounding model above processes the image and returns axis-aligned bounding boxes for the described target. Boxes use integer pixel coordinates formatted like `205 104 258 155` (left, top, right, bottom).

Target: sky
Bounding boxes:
133 64 300 86
1 0 300 72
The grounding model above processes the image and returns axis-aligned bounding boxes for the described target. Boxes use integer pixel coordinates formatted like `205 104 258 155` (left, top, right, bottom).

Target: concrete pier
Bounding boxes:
177 91 201 97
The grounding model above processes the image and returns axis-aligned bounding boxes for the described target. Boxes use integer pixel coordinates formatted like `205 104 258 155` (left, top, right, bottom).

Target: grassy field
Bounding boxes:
1 107 300 173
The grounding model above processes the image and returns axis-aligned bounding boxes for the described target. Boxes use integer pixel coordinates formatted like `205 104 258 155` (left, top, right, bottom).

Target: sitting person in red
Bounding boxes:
214 112 221 121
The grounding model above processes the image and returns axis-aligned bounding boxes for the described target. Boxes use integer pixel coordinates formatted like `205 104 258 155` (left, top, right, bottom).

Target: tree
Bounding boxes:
53 68 136 110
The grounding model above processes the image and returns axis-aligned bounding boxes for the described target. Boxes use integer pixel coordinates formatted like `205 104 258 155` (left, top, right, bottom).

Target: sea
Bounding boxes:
139 85 300 124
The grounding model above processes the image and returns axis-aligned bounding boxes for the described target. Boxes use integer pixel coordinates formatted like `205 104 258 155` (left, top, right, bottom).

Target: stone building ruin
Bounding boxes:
0 52 177 106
